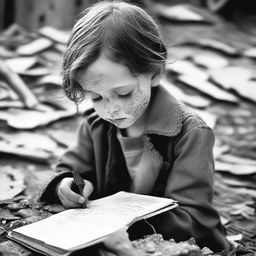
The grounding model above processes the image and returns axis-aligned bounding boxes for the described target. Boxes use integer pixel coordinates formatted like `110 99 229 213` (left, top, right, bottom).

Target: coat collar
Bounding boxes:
144 85 186 137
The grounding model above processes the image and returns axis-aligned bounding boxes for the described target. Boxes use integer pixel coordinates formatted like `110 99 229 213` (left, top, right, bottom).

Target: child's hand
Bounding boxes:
57 177 93 208
99 228 141 256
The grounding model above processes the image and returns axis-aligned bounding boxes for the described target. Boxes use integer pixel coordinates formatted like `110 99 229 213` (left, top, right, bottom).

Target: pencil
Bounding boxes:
72 171 87 208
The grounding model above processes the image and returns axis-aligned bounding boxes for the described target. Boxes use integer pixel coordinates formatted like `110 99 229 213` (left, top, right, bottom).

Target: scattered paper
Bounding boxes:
0 132 58 152
18 67 51 77
48 130 76 148
154 4 207 22
0 45 18 58
243 47 256 58
160 77 211 108
166 60 209 80
38 26 69 45
167 46 195 60
0 167 25 201
16 38 53 56
191 51 229 69
0 140 52 163
215 161 256 175
0 108 76 129
30 74 62 88
5 57 37 73
0 86 10 100
178 75 238 103
218 154 256 166
183 38 239 56
210 66 256 102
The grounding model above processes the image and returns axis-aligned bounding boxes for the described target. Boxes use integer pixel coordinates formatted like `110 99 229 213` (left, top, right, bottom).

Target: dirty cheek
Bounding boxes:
123 89 149 118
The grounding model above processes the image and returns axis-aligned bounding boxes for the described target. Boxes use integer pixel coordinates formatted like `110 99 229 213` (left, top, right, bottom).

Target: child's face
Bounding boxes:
76 54 155 129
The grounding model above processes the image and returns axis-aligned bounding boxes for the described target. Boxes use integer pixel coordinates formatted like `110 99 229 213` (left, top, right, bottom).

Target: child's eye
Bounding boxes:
118 92 133 99
91 96 103 102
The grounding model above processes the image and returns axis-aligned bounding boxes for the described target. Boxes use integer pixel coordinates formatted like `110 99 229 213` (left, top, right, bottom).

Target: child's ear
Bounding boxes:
151 72 163 87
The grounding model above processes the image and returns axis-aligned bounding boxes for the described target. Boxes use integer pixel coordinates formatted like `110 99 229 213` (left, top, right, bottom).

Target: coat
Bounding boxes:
39 86 230 252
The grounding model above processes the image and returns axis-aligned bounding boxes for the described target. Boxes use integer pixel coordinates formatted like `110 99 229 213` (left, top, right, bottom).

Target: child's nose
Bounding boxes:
104 101 120 116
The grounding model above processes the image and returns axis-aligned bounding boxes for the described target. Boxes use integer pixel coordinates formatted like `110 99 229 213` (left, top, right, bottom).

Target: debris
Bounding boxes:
7 203 28 211
18 67 50 77
16 209 40 218
30 74 62 88
38 26 69 45
243 47 256 58
0 46 18 58
191 51 229 69
43 204 65 213
0 107 75 129
160 77 211 108
178 74 238 104
154 4 213 23
0 86 9 100
5 57 37 73
0 168 25 201
226 234 243 247
182 38 239 56
48 130 76 148
217 154 256 166
132 234 202 256
209 66 256 103
215 161 256 176
0 240 31 256
15 37 53 56
0 210 21 221
230 202 255 219
0 131 58 152
220 215 230 225
166 59 209 80
0 59 39 109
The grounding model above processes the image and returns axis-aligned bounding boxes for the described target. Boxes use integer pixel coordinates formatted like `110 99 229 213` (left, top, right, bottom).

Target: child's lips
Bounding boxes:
107 118 127 124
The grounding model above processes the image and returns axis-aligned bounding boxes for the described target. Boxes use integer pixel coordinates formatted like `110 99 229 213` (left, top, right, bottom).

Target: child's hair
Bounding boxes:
63 1 167 104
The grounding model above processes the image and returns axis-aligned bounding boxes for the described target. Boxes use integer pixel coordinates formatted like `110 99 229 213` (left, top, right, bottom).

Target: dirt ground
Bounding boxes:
0 2 256 256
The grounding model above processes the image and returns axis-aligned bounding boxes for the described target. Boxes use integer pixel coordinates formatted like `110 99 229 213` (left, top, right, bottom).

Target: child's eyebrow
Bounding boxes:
112 83 138 91
84 83 138 94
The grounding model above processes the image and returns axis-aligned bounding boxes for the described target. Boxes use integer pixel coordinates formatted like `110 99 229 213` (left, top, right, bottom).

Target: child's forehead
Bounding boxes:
76 57 138 92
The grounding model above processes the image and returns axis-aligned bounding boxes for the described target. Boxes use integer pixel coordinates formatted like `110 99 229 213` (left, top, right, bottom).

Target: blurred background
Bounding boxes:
0 0 256 255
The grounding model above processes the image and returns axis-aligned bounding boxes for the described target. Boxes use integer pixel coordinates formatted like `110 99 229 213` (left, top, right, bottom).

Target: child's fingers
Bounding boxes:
82 180 94 200
58 178 85 207
58 191 82 208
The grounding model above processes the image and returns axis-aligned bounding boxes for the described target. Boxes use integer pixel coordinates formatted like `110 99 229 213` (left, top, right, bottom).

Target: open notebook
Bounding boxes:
8 191 178 256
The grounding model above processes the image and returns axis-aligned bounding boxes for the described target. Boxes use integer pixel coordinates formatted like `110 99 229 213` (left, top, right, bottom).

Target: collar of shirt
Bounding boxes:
144 85 186 137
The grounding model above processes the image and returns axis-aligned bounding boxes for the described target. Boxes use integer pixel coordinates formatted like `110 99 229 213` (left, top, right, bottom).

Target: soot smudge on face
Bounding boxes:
78 70 105 91
123 89 149 118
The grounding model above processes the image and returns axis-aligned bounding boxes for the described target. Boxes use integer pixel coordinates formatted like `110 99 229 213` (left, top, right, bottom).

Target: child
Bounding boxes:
40 1 230 254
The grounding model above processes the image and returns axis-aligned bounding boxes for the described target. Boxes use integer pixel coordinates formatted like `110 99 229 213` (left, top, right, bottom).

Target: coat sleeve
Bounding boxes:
129 126 230 252
38 120 96 203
